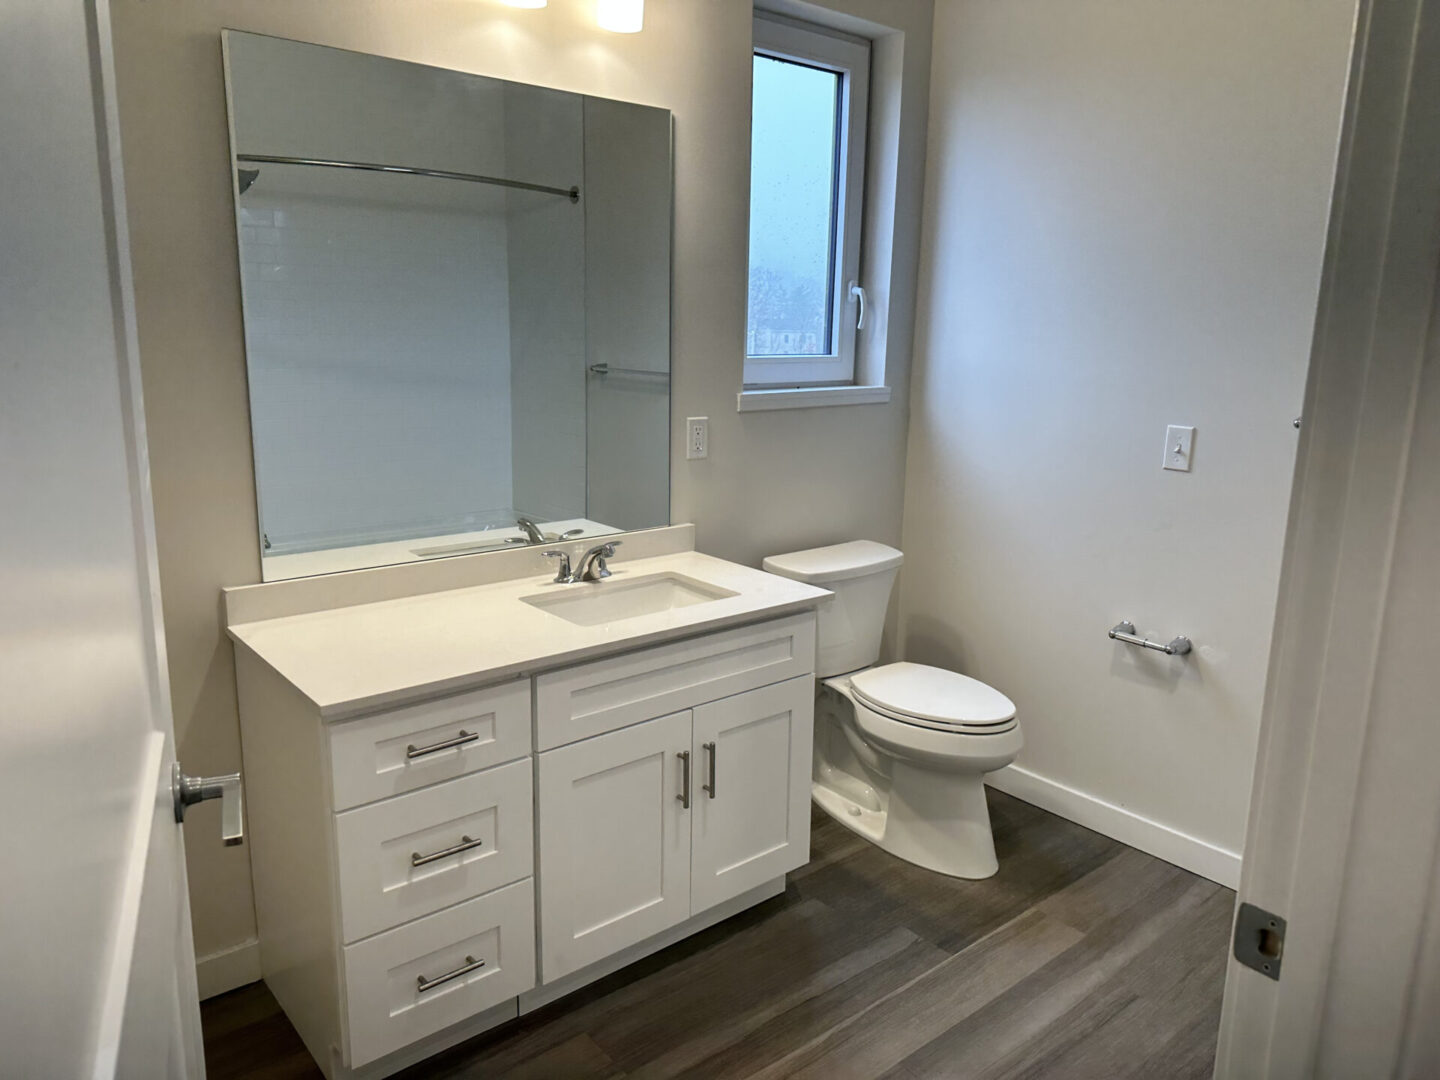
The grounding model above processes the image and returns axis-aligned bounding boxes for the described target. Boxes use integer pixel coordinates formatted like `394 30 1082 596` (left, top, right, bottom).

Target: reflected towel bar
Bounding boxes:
1109 621 1192 656
588 363 670 379
235 153 580 202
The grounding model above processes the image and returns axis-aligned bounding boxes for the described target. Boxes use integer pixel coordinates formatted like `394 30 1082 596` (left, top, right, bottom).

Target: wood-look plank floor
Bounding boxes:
202 791 1232 1079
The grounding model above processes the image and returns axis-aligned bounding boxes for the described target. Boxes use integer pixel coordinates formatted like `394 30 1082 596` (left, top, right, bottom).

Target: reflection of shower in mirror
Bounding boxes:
223 31 673 580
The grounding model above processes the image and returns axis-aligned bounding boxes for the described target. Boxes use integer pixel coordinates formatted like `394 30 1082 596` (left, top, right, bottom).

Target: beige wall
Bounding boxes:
110 0 932 967
901 0 1356 869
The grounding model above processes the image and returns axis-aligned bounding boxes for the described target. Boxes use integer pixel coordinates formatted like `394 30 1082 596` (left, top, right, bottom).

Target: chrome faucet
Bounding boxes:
576 540 621 582
543 540 622 584
514 515 586 546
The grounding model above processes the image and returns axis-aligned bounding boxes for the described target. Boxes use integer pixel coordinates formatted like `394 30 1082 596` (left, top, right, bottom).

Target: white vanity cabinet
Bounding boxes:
233 602 818 1080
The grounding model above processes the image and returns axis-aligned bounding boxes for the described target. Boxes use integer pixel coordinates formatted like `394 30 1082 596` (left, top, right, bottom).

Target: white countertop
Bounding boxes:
227 550 830 719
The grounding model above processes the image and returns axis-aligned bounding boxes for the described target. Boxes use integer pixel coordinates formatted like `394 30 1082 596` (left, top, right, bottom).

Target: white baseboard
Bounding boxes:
196 938 262 1000
986 765 1242 889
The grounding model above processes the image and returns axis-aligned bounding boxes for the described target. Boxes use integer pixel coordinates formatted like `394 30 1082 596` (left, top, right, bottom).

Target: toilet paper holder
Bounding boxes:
1109 620 1192 657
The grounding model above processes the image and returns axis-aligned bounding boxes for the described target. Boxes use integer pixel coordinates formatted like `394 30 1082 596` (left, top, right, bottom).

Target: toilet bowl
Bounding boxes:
762 542 1022 879
822 664 1022 878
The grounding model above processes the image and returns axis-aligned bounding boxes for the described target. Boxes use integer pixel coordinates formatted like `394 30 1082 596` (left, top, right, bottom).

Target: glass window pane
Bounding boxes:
747 55 840 358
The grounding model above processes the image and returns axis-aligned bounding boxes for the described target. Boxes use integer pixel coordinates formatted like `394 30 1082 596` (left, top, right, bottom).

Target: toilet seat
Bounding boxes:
850 662 1017 734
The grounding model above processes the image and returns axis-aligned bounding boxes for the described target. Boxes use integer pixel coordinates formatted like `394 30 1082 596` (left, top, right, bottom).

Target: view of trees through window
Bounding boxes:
747 53 840 358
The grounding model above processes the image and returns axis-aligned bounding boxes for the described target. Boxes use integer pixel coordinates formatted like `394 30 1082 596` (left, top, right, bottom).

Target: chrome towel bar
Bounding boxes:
1109 621 1192 656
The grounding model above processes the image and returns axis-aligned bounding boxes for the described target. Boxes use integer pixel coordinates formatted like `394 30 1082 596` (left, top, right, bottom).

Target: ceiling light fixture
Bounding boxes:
596 0 644 33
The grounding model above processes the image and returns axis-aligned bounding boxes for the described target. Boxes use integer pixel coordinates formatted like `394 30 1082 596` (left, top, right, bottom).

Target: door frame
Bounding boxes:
1214 0 1440 1073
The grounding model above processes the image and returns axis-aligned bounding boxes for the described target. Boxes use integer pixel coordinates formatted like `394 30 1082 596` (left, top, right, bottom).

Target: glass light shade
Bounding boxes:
501 0 548 8
596 0 644 33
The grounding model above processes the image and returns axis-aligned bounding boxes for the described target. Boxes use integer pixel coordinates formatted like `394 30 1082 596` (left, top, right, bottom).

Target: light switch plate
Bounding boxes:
686 417 709 460
1164 425 1195 471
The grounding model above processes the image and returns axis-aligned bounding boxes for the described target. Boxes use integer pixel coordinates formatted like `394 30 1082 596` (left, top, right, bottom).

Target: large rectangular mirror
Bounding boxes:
222 32 672 580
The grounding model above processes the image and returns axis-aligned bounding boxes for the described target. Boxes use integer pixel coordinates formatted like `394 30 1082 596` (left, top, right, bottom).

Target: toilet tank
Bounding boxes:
762 541 903 677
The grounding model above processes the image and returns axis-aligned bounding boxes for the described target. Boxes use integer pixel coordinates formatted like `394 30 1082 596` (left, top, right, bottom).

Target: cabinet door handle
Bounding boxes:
406 729 479 760
703 741 717 799
677 750 691 810
416 954 485 993
411 834 484 867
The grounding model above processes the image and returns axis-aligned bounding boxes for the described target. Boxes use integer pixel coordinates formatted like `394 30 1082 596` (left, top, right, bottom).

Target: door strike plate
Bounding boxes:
1234 901 1286 981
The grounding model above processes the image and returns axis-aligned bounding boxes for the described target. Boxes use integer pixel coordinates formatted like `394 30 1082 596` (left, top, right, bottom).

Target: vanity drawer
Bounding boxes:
334 759 534 943
535 612 816 750
342 878 535 1068
329 680 531 810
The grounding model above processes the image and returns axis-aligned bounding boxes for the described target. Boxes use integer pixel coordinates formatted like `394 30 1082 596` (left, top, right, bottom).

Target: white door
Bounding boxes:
0 1 206 1077
537 711 693 981
1214 0 1440 1074
691 677 814 912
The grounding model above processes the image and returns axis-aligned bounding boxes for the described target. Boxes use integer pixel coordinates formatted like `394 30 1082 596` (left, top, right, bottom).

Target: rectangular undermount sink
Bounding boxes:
522 573 739 627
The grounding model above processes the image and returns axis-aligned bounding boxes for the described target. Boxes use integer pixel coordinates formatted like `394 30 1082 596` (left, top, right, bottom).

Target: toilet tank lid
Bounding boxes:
762 540 903 584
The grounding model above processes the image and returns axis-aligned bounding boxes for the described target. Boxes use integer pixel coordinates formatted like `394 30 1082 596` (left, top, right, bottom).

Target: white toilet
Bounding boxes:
763 541 1022 879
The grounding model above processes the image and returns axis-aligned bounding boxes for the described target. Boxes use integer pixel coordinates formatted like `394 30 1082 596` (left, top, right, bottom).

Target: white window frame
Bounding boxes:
745 12 870 389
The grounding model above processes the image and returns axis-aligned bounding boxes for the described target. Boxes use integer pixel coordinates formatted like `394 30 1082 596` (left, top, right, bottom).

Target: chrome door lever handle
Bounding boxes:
172 762 244 846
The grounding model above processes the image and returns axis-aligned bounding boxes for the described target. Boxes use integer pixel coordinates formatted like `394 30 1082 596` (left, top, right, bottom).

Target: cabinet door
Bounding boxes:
691 676 815 912
537 710 693 982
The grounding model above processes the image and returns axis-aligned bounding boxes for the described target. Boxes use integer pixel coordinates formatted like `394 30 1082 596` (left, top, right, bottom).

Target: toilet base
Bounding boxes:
811 765 1000 879
812 780 887 844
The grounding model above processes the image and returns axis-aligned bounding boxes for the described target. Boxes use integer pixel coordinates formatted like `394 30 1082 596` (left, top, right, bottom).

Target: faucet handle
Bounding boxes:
541 550 572 584
583 540 621 581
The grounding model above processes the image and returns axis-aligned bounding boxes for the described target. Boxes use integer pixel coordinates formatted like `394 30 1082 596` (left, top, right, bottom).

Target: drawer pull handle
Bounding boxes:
416 955 485 994
410 834 484 868
703 741 717 799
406 729 479 760
677 750 691 810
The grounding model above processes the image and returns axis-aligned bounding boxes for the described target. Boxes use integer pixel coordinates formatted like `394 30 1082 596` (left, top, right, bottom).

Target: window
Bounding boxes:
745 13 870 388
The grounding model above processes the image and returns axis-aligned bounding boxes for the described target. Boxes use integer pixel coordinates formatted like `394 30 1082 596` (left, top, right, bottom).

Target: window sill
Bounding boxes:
736 384 892 413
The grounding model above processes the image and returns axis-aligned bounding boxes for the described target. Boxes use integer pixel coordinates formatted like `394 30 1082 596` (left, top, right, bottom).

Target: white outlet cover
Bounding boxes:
1164 425 1195 471
686 416 708 460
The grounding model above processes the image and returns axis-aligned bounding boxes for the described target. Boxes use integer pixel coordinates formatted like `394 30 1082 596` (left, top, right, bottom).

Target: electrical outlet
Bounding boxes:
686 416 709 460
1164 425 1195 471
